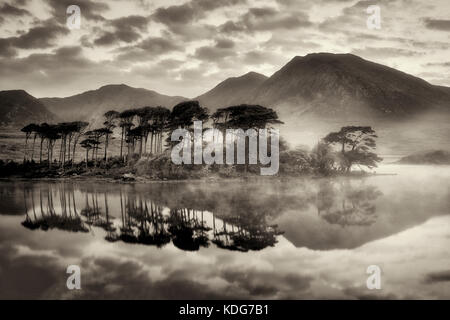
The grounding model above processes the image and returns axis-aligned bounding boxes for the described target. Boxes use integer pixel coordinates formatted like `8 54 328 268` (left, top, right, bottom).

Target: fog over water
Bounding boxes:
0 164 449 299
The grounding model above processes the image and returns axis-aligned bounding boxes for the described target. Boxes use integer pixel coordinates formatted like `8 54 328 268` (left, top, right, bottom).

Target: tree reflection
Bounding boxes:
21 184 88 232
18 183 284 252
316 181 382 227
167 208 210 251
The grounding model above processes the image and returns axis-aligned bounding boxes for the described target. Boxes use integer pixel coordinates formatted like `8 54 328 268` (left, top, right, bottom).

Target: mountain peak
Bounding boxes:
98 84 131 91
241 71 268 79
293 52 362 61
196 71 268 110
285 53 366 70
1 89 32 97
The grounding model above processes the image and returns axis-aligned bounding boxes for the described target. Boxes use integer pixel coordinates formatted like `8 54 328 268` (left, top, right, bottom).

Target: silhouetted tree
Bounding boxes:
80 138 99 169
21 123 37 162
103 111 119 161
71 121 89 166
310 142 335 175
44 124 61 168
166 101 209 150
212 104 283 171
118 109 137 162
323 126 382 172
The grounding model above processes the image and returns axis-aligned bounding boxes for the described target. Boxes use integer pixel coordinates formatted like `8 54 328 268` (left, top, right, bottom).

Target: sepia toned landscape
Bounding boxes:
0 0 449 301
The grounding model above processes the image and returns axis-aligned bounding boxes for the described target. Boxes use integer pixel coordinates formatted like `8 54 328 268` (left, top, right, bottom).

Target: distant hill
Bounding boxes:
0 90 57 126
196 72 268 110
40 84 187 123
397 150 450 165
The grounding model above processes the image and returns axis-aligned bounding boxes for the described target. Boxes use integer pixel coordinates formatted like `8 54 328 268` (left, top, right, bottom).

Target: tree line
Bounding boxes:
20 101 283 169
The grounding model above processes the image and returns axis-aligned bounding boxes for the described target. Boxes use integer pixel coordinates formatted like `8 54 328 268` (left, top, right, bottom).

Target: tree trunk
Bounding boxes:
72 138 78 167
31 134 37 161
59 138 64 164
104 134 109 162
62 137 66 170
48 141 52 169
150 133 154 155
67 136 72 164
23 134 29 163
120 128 124 161
144 135 148 155
40 138 44 163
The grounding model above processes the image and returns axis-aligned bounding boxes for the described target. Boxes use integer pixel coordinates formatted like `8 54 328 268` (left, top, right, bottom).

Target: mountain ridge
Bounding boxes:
40 84 188 122
250 53 450 119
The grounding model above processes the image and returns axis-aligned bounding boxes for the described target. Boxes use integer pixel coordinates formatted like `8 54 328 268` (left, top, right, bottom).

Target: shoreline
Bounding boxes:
0 171 395 184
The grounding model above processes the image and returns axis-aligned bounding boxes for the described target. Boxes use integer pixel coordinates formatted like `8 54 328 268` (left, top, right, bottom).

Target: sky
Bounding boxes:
0 0 449 98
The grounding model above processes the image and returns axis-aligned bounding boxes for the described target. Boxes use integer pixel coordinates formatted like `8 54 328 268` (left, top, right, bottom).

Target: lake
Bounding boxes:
0 164 449 299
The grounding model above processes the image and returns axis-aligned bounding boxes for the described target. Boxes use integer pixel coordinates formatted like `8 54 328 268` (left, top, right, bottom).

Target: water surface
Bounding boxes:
0 164 449 299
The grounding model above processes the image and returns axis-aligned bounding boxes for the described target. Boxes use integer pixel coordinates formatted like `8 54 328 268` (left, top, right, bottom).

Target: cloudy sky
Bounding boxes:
0 0 449 98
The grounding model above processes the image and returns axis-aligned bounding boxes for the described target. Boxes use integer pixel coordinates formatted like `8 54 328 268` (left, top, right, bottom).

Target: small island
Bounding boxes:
0 102 382 181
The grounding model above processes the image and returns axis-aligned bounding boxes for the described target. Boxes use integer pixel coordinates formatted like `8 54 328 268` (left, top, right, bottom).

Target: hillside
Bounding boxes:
196 72 268 110
0 90 57 126
252 53 450 119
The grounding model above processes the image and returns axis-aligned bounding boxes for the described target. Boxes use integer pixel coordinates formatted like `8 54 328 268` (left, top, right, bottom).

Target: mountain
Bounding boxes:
196 72 268 110
195 53 450 119
0 90 57 126
40 84 187 122
194 53 450 154
251 53 450 119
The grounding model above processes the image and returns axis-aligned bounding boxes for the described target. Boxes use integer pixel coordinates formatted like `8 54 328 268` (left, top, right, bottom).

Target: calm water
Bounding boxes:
0 164 449 299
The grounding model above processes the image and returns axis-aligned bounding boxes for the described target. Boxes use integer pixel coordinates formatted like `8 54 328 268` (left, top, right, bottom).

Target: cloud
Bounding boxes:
425 62 450 67
221 268 312 298
0 20 69 57
220 7 312 34
116 36 183 61
192 39 237 61
70 257 235 299
153 3 197 26
424 18 450 31
215 38 235 49
0 39 17 57
93 15 150 46
45 0 108 23
13 20 69 49
0 3 31 16
0 46 120 96
0 245 63 299
351 47 424 59
152 0 245 27
151 0 245 39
